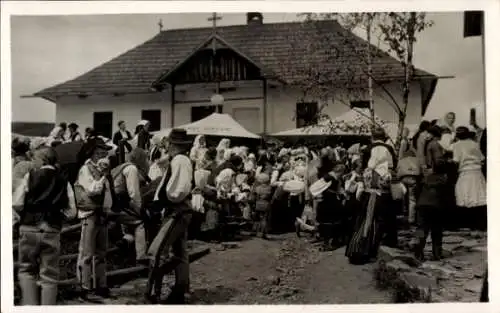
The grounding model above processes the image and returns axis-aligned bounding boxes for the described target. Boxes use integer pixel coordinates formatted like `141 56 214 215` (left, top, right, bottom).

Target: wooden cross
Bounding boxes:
208 12 222 53
208 12 222 31
158 19 163 32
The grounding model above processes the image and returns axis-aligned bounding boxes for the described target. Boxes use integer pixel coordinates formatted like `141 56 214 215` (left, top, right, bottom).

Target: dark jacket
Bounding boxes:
137 130 151 151
113 130 133 152
21 167 69 229
417 138 449 208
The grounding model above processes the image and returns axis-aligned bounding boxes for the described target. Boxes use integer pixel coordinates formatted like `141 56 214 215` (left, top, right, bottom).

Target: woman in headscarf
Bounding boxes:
216 138 231 165
452 126 487 230
244 153 256 174
189 135 208 170
148 135 167 180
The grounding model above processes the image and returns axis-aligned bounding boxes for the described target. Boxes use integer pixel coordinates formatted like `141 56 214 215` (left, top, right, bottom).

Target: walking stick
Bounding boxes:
92 256 97 290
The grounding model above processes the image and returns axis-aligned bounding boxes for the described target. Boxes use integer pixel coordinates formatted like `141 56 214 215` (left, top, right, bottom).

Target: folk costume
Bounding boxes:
13 147 77 305
111 148 150 263
74 138 114 298
149 129 193 304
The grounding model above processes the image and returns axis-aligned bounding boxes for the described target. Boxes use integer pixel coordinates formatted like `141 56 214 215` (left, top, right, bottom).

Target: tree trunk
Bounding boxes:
367 17 375 125
394 13 416 156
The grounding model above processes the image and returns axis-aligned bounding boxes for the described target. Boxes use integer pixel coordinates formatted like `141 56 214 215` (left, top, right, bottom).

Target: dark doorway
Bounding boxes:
191 105 223 122
141 109 162 132
93 111 113 138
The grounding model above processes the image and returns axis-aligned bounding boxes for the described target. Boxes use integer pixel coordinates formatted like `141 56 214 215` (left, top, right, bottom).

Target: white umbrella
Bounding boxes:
153 113 261 139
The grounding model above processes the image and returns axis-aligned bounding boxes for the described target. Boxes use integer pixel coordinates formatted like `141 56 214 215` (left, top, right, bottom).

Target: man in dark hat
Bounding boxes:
151 129 193 304
74 137 114 300
67 123 82 142
414 125 448 261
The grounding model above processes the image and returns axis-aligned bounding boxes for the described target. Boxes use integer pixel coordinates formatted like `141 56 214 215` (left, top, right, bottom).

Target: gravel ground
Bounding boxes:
62 233 392 305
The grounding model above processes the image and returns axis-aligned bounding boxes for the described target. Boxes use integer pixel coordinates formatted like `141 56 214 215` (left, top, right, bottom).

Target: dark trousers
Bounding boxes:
415 205 444 259
379 198 399 248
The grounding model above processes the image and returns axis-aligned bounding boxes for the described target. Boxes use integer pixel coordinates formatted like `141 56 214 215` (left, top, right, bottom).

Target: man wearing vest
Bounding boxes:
13 147 77 305
67 123 83 142
111 148 150 265
151 129 193 304
366 128 399 248
74 137 114 299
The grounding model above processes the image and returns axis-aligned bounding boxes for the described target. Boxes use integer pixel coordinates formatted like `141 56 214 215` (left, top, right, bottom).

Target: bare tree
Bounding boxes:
281 12 433 150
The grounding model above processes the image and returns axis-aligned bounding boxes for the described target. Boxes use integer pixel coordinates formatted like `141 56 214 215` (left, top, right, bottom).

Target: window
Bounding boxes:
141 110 161 132
464 11 483 37
350 100 371 109
191 105 223 122
296 102 318 128
93 111 113 138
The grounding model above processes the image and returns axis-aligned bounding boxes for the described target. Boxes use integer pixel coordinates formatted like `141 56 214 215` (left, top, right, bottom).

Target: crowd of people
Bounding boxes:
11 111 487 305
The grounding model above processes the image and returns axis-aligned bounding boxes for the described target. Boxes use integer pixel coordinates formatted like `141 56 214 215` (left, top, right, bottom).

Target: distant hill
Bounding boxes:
12 122 55 137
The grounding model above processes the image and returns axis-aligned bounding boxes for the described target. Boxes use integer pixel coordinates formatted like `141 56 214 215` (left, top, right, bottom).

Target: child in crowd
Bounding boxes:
251 173 273 239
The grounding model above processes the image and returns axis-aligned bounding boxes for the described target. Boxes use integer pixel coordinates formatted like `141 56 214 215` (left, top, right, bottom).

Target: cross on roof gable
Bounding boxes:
31 20 437 101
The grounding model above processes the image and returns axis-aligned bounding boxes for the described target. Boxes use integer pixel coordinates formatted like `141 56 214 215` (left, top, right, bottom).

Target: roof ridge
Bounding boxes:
158 19 317 33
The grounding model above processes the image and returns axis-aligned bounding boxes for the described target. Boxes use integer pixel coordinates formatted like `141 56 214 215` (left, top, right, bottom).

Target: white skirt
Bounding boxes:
455 169 487 208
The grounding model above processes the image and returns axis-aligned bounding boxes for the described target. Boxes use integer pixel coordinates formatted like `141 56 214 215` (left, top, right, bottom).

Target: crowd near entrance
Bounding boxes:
11 109 487 305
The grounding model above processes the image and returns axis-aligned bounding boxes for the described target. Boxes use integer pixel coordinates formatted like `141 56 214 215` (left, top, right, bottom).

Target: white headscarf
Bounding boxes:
216 168 235 190
190 135 207 165
216 138 231 165
217 138 231 150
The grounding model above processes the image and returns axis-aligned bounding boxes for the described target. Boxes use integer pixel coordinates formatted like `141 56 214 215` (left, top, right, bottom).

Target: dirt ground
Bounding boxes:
63 233 392 305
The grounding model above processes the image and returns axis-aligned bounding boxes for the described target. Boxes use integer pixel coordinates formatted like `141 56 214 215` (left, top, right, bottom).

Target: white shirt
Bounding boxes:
154 154 193 204
114 164 142 213
75 160 113 218
368 141 394 175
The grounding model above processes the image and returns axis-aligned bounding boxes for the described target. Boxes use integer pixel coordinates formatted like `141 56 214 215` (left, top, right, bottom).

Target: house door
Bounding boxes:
93 111 113 139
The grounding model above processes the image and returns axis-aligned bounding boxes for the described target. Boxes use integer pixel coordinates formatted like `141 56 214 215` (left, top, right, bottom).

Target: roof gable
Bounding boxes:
33 20 436 99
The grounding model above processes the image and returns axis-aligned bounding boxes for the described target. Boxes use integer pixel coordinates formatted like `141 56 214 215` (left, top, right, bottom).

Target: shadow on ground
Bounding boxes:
190 286 240 304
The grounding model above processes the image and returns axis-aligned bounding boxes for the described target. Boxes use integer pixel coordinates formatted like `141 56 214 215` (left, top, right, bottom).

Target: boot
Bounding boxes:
431 240 443 261
413 230 427 261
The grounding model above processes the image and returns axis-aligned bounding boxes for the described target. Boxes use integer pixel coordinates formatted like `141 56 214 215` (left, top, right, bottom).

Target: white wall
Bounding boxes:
55 80 424 135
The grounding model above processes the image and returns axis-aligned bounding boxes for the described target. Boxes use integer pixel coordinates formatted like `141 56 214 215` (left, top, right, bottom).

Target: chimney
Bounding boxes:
247 12 263 25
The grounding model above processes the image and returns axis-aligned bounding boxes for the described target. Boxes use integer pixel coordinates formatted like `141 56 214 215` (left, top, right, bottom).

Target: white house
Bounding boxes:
30 13 439 138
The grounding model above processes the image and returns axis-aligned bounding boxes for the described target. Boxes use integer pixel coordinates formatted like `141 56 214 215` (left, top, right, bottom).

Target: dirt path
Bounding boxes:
63 233 392 304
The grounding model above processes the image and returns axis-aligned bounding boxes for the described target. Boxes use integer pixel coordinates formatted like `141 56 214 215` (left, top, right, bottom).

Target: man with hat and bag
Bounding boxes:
147 129 193 304
74 136 114 300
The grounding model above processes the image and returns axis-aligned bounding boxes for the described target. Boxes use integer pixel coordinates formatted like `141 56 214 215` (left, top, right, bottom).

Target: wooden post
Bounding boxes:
170 84 176 128
262 78 268 134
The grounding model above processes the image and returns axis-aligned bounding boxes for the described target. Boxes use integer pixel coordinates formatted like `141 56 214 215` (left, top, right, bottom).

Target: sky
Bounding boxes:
10 12 485 126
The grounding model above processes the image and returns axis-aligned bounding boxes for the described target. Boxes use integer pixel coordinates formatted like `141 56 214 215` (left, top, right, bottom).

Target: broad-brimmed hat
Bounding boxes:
168 128 191 145
78 136 112 162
